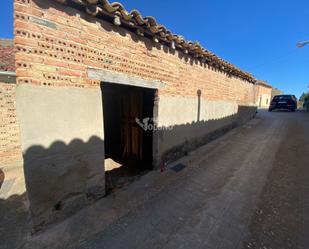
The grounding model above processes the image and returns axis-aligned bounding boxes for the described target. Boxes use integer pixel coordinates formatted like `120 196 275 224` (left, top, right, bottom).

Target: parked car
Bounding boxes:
268 95 297 112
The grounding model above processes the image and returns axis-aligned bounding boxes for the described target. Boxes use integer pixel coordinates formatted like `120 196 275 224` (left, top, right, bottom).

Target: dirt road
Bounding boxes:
243 110 309 249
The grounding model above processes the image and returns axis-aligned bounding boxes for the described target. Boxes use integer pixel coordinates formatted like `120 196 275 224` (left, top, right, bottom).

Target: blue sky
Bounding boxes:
1 0 308 97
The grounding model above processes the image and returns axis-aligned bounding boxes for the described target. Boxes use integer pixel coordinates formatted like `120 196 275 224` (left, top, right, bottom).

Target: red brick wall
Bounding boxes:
14 0 256 105
12 0 258 229
0 82 22 163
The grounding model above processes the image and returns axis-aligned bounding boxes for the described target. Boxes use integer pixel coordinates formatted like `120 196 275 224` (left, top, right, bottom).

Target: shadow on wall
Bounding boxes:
22 136 105 233
0 108 256 247
155 105 257 166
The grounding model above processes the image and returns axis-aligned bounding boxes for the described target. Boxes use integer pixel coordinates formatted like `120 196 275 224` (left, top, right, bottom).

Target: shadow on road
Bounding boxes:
0 193 29 249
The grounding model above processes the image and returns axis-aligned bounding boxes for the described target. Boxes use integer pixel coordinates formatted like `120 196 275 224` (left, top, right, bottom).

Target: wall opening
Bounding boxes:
101 82 155 193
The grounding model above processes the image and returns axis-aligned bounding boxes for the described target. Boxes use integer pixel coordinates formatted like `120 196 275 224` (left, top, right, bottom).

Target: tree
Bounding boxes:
300 92 309 102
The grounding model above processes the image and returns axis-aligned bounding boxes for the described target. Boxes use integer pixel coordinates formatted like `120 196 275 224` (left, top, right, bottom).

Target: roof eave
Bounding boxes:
52 0 257 83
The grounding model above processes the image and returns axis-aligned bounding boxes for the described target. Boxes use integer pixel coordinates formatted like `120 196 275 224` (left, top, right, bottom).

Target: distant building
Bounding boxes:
0 39 24 201
255 81 272 108
0 39 20 162
0 39 16 83
271 87 284 98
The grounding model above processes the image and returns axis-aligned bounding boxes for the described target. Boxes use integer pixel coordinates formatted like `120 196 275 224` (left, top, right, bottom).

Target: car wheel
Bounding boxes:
268 108 273 112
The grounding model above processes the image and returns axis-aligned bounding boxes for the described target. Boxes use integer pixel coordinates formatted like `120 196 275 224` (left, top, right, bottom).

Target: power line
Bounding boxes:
247 48 299 71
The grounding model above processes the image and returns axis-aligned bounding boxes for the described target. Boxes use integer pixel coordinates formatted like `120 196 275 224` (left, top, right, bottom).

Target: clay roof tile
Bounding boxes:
52 0 257 83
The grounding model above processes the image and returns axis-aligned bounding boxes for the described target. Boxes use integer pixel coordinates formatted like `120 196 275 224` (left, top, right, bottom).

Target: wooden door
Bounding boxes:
121 90 143 160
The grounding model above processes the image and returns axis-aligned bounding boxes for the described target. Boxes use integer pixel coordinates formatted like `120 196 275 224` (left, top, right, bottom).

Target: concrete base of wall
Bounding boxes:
155 95 257 165
158 106 257 165
16 85 106 232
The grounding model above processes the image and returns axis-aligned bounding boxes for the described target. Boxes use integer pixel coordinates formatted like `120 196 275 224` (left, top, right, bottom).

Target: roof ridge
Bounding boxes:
53 0 256 83
256 80 272 88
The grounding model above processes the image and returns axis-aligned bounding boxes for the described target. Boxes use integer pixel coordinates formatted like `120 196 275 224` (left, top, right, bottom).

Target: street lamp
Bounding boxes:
296 41 309 48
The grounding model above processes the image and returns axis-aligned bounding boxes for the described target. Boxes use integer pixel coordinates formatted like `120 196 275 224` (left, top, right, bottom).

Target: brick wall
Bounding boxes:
0 38 20 164
0 40 15 72
0 82 22 163
0 81 25 200
14 0 256 105
13 0 258 229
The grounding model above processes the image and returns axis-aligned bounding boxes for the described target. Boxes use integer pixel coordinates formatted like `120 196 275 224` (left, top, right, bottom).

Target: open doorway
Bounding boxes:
101 82 155 193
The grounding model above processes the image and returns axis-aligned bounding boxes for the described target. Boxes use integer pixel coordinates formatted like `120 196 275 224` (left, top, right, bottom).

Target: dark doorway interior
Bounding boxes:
101 82 155 193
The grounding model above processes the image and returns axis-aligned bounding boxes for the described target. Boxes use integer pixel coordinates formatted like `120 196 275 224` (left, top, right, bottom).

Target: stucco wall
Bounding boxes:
157 96 239 127
15 84 105 231
156 95 256 162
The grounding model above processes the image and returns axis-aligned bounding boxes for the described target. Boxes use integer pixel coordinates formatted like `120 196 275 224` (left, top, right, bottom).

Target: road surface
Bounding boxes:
23 110 309 249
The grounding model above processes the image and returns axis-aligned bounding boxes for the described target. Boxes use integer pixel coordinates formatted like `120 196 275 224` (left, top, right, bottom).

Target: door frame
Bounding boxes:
91 68 162 169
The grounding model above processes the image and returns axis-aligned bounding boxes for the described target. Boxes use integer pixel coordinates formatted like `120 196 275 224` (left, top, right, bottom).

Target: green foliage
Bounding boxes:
300 92 309 102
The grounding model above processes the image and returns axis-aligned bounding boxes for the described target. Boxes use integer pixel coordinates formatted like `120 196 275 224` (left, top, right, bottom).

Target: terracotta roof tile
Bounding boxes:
53 0 256 83
256 80 272 89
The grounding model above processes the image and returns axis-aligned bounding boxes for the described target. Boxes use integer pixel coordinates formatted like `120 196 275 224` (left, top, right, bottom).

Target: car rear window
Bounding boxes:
273 95 292 100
